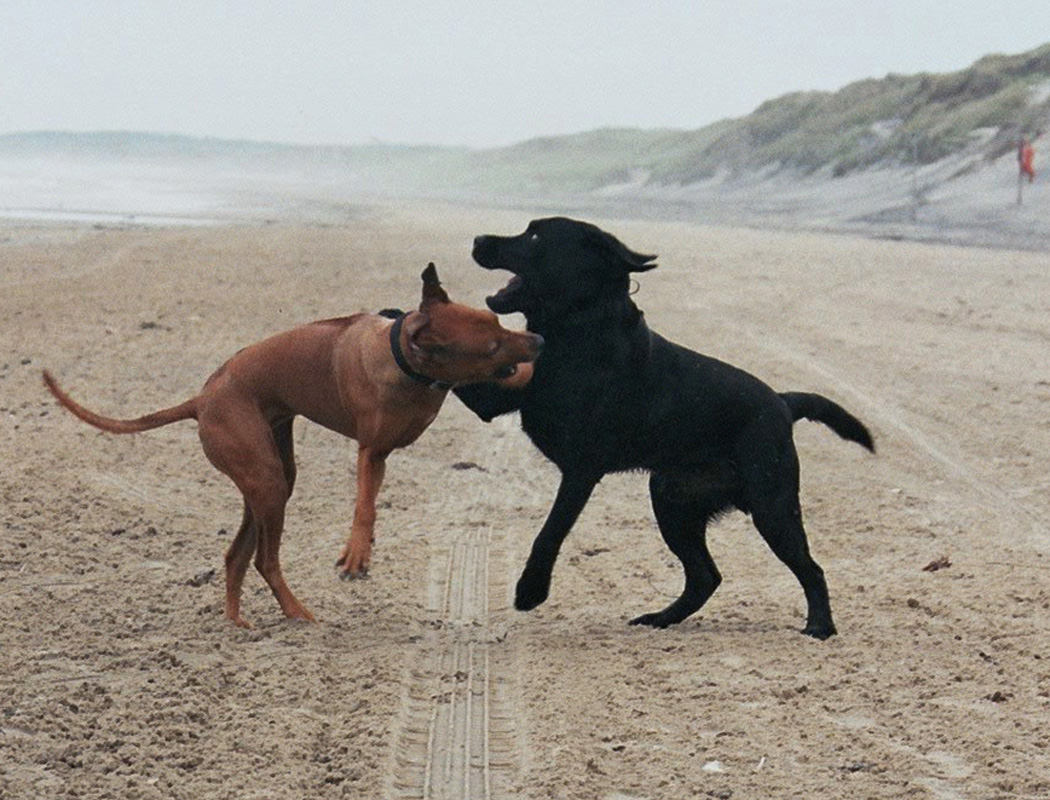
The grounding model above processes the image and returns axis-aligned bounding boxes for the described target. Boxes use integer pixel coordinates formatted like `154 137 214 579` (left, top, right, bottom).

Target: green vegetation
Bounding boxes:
443 41 1050 192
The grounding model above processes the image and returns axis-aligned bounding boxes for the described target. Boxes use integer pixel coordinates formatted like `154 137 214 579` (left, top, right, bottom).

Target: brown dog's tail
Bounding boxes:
780 391 875 453
43 370 198 434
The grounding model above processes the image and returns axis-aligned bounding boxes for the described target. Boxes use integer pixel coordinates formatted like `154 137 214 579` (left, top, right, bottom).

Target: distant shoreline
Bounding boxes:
0 207 222 227
2 150 1046 253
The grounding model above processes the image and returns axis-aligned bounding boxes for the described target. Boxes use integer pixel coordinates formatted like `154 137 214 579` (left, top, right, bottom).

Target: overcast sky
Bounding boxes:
4 1 1050 149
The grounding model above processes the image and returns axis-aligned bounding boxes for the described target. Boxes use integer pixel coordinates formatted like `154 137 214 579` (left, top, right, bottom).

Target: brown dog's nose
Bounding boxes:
530 333 545 354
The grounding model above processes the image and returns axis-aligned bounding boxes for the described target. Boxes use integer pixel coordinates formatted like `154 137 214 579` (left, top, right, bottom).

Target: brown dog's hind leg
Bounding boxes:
224 503 258 628
250 483 315 623
252 418 314 622
273 418 297 497
200 406 314 626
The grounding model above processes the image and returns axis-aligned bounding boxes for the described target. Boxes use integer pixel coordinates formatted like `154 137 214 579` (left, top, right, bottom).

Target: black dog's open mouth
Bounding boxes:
486 275 526 313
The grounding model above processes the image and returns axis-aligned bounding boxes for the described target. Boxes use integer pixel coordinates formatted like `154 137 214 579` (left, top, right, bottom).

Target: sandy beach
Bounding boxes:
2 192 1049 799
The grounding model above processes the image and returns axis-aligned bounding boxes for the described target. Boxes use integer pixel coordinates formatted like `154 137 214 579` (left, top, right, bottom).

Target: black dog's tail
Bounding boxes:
780 392 875 453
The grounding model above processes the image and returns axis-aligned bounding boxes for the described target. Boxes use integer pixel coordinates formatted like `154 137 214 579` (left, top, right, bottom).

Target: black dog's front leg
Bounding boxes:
453 383 524 422
515 472 599 611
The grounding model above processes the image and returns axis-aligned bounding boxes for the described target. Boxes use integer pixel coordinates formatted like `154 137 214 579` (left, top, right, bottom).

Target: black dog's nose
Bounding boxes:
473 235 502 270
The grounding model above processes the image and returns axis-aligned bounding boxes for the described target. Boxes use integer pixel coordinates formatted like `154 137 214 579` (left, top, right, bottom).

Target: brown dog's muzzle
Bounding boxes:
494 332 543 379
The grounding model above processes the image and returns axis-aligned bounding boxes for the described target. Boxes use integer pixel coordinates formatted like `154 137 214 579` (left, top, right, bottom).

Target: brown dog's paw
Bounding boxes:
226 613 254 629
338 566 370 581
335 554 370 581
335 539 372 580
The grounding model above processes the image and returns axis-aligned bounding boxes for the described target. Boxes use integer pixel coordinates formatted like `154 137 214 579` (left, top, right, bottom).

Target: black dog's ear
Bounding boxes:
623 248 658 273
587 230 657 273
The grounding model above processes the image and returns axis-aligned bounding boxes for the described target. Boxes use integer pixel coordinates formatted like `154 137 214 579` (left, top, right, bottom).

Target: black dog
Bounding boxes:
454 217 874 639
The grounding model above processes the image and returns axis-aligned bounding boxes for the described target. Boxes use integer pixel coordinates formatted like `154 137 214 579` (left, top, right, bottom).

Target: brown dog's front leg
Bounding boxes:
337 447 387 579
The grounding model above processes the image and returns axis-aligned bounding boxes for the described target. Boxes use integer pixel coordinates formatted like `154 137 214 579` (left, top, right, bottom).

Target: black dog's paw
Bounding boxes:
514 571 551 611
802 620 837 640
628 611 674 629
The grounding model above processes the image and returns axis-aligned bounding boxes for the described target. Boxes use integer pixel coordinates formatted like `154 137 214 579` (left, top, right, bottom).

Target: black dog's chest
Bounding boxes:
520 340 647 470
520 391 607 469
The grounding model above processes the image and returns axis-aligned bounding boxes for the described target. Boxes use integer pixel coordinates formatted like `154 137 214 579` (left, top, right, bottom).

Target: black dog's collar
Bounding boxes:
389 312 454 391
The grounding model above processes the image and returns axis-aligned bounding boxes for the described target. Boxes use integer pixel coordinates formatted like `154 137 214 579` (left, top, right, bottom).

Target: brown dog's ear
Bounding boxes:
404 310 432 355
420 262 450 306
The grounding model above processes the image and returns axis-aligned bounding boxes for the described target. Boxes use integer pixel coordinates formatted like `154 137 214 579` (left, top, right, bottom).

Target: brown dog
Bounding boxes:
44 264 543 628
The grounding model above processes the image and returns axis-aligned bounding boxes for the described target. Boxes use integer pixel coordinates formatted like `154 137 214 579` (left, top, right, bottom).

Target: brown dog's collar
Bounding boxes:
389 313 454 391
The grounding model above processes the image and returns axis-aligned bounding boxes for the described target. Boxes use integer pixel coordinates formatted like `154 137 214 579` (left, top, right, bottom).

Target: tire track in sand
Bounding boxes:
387 417 526 799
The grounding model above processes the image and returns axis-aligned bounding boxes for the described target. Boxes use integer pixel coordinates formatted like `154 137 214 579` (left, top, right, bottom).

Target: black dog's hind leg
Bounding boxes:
515 472 599 611
741 442 836 639
750 495 835 639
630 473 724 628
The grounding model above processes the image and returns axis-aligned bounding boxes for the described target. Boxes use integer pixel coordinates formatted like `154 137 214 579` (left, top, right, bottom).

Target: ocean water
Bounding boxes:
0 157 242 226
